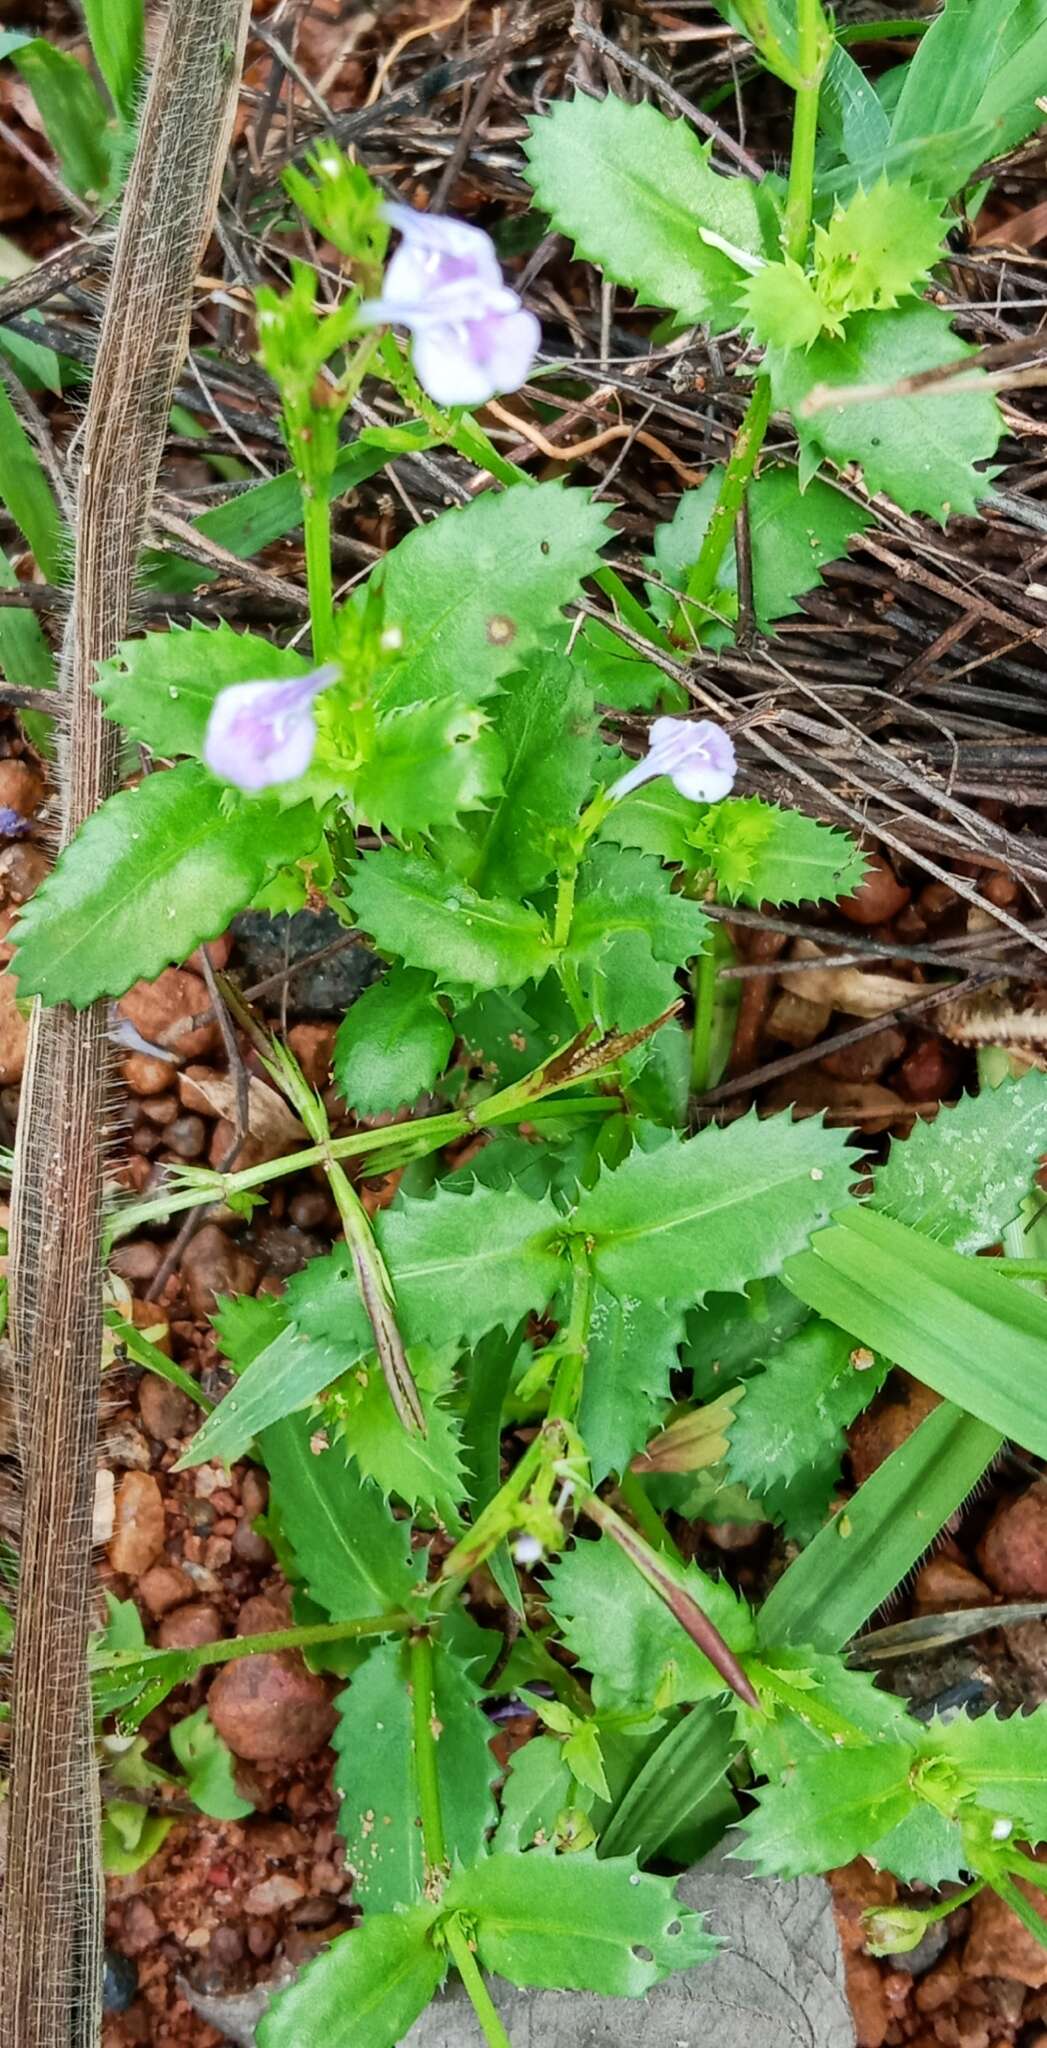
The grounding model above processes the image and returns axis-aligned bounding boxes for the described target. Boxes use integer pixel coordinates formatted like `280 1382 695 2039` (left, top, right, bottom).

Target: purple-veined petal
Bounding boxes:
381 202 503 281
203 663 338 793
361 203 541 406
410 302 541 407
609 716 737 806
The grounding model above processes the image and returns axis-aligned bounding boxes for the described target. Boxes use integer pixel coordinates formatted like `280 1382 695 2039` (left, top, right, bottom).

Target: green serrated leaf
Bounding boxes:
786 1206 1047 1459
767 302 1003 522
448 1850 718 1992
493 1736 574 1852
524 94 771 331
727 1319 886 1513
868 1803 966 1887
597 779 697 868
334 968 453 1116
579 1290 682 1484
686 796 867 908
646 464 871 647
95 622 319 758
742 1648 912 1780
257 1902 443 2048
572 1109 856 1305
737 1744 919 1878
930 1705 1047 1840
260 1410 422 1621
213 1291 287 1367
354 697 504 839
812 180 948 320
327 1346 468 1509
470 652 598 900
363 480 610 711
169 1706 254 1821
871 1072 1047 1253
684 1279 812 1401
375 1182 564 1348
547 1535 754 1710
13 763 321 1005
741 260 829 349
566 844 709 1032
333 1639 496 1912
348 848 554 995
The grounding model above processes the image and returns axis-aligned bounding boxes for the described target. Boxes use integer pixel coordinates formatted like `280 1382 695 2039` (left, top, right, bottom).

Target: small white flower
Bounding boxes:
361 203 540 408
203 663 339 792
609 715 737 806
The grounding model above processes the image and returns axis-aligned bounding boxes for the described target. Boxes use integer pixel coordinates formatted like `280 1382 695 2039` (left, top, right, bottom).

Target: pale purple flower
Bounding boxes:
609 716 737 805
203 663 338 793
0 806 32 838
361 202 540 407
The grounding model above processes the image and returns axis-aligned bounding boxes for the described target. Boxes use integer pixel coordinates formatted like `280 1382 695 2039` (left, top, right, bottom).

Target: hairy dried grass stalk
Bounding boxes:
0 5 250 2042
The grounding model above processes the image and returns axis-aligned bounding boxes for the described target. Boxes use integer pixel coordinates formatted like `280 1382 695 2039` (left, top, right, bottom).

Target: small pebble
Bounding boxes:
166 1113 207 1160
840 853 909 926
138 1372 193 1442
108 1470 165 1578
157 1601 223 1649
103 1950 138 2013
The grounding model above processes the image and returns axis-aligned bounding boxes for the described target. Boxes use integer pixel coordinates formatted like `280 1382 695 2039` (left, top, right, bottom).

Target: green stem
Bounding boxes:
303 485 335 659
111 1001 675 1247
95 1610 413 1682
617 1468 683 1562
783 0 828 265
409 1631 514 2045
410 1631 447 1878
552 868 578 953
678 375 772 629
547 1240 595 1424
689 940 718 1095
436 1428 559 1589
110 1097 607 1243
444 1919 514 2048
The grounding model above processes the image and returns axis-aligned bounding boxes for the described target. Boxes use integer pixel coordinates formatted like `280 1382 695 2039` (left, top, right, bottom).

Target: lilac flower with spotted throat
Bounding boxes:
609 716 737 806
361 203 540 408
203 663 338 793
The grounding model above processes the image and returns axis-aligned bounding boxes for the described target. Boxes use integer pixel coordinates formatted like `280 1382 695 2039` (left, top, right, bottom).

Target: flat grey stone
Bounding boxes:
184 1834 855 2048
403 1835 855 2048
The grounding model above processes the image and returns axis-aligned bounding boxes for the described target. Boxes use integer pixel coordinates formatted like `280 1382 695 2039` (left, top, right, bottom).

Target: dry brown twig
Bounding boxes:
1 8 252 2045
